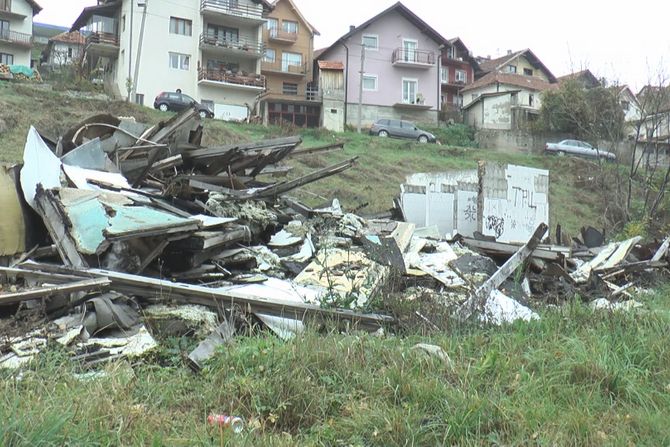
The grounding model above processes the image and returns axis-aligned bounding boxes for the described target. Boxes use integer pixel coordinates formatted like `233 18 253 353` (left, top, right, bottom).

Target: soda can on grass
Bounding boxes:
207 414 245 434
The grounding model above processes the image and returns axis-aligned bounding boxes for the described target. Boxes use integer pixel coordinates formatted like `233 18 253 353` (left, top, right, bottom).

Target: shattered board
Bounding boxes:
295 248 388 308
56 188 199 255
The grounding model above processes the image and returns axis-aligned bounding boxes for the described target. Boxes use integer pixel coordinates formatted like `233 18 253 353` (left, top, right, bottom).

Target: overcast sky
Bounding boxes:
37 0 670 91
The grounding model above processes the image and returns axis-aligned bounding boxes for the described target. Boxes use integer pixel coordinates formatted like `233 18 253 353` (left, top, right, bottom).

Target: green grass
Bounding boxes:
3 287 670 445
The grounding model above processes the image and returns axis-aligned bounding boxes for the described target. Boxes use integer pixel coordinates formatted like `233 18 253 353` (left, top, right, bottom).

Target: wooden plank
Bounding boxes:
459 223 548 320
288 141 345 158
34 187 88 269
462 238 570 261
0 278 110 306
14 263 394 331
149 154 183 173
652 235 670 262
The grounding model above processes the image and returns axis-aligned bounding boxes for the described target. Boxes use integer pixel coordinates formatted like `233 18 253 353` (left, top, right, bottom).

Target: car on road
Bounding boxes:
369 119 437 143
545 139 616 160
153 92 214 118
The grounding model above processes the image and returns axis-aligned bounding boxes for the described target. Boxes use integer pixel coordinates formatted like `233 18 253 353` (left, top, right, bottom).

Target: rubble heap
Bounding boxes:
0 106 667 371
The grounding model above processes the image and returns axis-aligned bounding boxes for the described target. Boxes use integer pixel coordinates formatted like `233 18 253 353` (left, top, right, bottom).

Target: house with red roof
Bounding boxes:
43 31 85 66
462 49 558 130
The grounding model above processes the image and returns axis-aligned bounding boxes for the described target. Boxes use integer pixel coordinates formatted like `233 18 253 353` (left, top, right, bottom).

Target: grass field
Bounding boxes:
0 82 605 236
2 287 670 446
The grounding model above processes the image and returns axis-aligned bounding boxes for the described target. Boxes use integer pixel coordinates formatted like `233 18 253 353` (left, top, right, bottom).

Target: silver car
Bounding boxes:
545 139 616 160
369 119 437 143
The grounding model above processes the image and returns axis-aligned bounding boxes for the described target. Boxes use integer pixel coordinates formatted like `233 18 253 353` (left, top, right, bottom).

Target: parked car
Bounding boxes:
369 119 437 143
153 92 214 118
545 139 616 160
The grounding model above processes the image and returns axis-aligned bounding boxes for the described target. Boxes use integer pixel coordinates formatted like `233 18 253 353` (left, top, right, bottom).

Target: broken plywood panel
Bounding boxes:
0 165 26 256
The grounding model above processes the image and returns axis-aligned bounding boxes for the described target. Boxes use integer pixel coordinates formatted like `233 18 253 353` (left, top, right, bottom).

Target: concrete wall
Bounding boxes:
346 103 438 127
478 163 550 243
465 94 513 130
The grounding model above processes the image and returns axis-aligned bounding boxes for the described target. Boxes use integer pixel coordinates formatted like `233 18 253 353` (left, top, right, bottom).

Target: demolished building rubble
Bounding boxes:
0 105 668 371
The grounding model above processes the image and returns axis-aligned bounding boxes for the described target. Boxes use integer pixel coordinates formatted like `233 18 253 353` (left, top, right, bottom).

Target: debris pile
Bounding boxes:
0 106 667 372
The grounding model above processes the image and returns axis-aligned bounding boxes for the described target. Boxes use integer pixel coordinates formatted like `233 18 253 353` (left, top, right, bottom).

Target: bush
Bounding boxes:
427 123 476 147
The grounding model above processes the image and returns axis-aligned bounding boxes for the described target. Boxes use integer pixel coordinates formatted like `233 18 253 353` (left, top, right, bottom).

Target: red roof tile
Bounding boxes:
318 60 344 70
461 71 558 93
50 31 86 45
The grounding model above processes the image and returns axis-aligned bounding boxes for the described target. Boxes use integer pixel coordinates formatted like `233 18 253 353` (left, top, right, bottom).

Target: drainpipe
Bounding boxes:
342 41 349 128
437 45 444 121
127 1 133 101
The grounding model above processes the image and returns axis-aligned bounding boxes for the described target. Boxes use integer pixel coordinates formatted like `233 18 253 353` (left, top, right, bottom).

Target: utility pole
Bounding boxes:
131 0 148 104
357 44 366 133
127 0 134 101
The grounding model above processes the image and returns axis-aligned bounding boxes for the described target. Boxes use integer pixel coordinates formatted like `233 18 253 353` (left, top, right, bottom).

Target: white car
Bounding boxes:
545 139 616 160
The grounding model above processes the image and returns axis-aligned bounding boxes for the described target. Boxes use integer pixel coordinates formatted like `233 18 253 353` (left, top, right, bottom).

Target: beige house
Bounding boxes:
259 0 320 127
0 0 41 66
462 49 558 130
72 0 273 121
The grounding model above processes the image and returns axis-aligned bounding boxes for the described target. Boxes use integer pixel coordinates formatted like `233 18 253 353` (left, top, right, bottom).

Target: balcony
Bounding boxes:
85 32 120 58
392 48 435 69
0 0 27 20
261 60 306 77
198 68 266 91
200 0 265 25
267 28 297 44
199 33 264 59
0 29 32 48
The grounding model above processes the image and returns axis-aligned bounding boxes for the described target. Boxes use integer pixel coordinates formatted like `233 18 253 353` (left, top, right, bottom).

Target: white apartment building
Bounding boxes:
72 0 272 121
0 0 41 66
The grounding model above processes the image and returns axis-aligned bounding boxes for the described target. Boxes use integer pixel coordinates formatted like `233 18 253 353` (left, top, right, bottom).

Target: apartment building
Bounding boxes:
258 0 319 127
72 0 273 121
0 0 41 66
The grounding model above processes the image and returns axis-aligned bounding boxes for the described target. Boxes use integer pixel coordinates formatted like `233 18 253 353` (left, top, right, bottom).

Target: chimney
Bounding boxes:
349 25 356 33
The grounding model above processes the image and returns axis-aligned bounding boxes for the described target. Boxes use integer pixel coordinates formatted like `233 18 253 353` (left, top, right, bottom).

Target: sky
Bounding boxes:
36 0 670 91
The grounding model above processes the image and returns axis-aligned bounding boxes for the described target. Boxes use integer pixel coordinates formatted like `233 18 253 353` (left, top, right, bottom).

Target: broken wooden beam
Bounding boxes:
288 141 345 158
461 238 571 262
651 235 670 262
459 223 548 320
0 278 110 306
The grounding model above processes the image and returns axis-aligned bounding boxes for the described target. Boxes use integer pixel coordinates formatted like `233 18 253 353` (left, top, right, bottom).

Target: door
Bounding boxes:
401 121 418 138
388 120 402 137
0 20 9 40
402 79 417 104
403 40 417 63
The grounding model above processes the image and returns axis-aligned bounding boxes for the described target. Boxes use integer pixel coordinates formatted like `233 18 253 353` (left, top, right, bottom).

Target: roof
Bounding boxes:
318 60 344 70
477 49 557 83
26 0 42 15
271 0 319 35
445 36 481 74
50 31 86 45
557 69 601 88
462 90 522 110
317 2 449 61
71 1 121 31
461 71 558 94
313 48 327 60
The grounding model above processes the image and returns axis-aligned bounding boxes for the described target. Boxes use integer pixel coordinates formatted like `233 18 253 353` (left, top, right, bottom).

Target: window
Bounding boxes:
266 18 278 31
523 68 533 76
621 100 630 111
440 66 448 83
264 48 276 63
403 39 417 63
529 94 534 107
122 14 126 32
169 17 192 36
362 74 377 91
207 59 239 72
207 25 238 42
402 79 418 104
169 52 190 70
135 93 144 105
67 47 73 58
446 46 456 59
507 65 517 73
362 34 378 50
283 82 298 95
0 19 9 38
282 20 298 34
0 52 13 65
281 51 302 72
455 69 467 83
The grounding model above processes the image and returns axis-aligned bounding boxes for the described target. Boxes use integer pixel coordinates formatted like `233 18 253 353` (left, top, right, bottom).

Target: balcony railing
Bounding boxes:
268 28 298 43
392 48 435 66
198 68 266 89
85 32 119 47
199 33 264 56
0 29 32 47
261 60 306 76
200 0 264 21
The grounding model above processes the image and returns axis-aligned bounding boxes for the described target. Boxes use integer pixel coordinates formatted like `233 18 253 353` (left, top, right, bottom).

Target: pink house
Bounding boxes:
315 2 447 126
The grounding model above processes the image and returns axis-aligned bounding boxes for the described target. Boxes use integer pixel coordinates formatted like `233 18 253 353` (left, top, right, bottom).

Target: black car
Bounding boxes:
153 92 214 118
